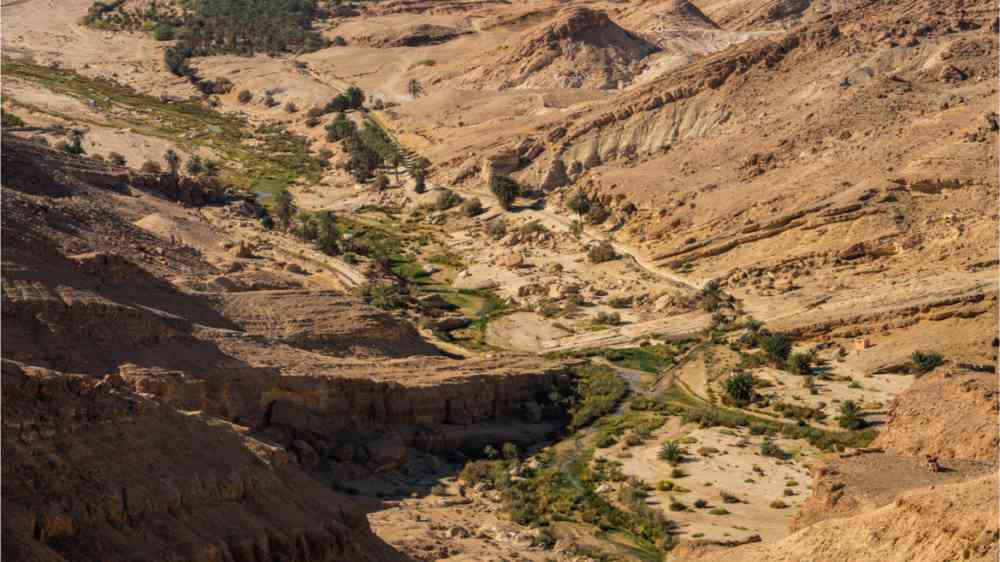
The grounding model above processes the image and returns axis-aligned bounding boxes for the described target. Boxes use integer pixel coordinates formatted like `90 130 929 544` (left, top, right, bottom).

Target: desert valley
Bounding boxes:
1 0 998 561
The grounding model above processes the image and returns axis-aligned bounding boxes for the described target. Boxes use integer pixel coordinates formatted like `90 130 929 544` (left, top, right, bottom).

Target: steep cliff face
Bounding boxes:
1 360 404 562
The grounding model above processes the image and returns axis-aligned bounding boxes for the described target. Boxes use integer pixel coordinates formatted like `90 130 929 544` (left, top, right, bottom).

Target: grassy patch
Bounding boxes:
4 58 321 197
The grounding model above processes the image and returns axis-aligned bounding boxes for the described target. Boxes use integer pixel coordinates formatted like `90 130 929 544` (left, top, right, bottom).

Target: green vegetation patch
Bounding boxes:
4 59 321 197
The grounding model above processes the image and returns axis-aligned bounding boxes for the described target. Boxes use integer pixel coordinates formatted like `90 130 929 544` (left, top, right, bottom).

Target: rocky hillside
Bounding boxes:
675 363 998 562
0 136 567 560
461 6 660 90
676 473 997 562
872 368 998 461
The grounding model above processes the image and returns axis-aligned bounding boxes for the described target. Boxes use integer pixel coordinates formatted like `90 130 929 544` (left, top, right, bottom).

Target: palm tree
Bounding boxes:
406 78 424 99
164 149 181 176
389 150 403 185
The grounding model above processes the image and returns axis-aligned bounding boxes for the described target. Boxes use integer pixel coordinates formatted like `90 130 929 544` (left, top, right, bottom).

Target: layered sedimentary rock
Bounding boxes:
1 360 404 562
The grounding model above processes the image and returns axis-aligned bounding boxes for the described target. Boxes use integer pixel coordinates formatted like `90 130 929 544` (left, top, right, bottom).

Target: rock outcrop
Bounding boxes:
462 6 659 90
1 360 404 562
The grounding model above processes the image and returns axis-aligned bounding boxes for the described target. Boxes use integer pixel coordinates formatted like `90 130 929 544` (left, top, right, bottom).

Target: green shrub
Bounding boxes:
435 189 462 211
623 433 643 447
2 109 25 127
910 351 943 374
658 441 685 465
484 219 508 239
693 499 709 509
837 400 866 430
567 190 591 216
325 113 356 142
151 23 175 40
595 433 617 448
759 333 792 363
363 282 406 310
490 174 519 210
709 507 730 515
769 499 788 509
786 352 813 375
760 439 788 460
719 490 740 504
724 371 756 405
587 240 617 264
461 197 484 217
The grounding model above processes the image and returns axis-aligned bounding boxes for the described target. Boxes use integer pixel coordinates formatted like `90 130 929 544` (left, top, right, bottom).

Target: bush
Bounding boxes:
413 170 427 193
2 109 25 127
693 499 709 509
185 155 204 176
724 371 756 405
284 101 299 113
485 218 507 239
837 400 866 430
152 23 176 41
363 282 406 310
325 113 356 142
719 490 740 504
760 439 788 460
435 189 462 211
140 160 162 174
502 442 519 460
163 149 180 175
658 441 685 465
669 468 686 479
759 333 793 364
461 197 484 217
911 351 943 374
709 507 730 515
533 528 556 550
594 311 622 326
490 174 519 211
274 189 296 231
325 94 351 113
623 433 643 447
305 114 320 127
107 152 127 166
587 241 617 264
595 433 617 448
786 352 813 375
238 90 253 104
668 498 687 512
586 204 610 225
567 190 590 216
345 86 365 110
769 499 788 509
332 35 347 46
656 480 674 491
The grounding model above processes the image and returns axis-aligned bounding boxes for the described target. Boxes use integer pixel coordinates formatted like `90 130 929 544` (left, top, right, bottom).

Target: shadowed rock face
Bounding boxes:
0 360 405 562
